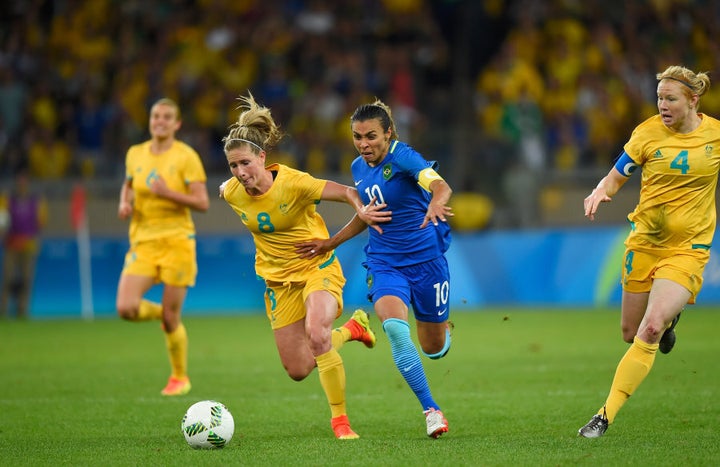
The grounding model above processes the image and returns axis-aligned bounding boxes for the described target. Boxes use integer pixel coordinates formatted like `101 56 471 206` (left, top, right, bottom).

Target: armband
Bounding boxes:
418 168 444 192
613 151 638 177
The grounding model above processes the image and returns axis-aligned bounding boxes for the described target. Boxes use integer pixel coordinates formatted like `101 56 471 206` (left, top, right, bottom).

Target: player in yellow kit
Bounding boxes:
116 98 209 396
219 93 390 439
579 66 720 437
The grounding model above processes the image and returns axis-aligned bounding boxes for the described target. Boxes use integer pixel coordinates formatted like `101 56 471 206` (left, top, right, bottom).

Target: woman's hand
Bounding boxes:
584 188 612 221
357 196 392 234
420 201 453 228
295 238 333 259
118 200 133 220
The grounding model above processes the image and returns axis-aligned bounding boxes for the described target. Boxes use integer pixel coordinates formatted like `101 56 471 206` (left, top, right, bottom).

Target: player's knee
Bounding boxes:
305 328 332 356
116 302 139 321
162 318 179 333
621 325 636 343
644 322 665 341
285 364 312 382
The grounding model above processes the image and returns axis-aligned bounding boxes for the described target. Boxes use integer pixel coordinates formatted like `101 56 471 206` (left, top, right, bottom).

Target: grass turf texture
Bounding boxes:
1 309 718 466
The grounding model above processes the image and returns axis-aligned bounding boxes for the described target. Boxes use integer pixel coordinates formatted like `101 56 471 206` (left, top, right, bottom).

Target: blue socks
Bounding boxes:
422 327 451 360
382 318 438 411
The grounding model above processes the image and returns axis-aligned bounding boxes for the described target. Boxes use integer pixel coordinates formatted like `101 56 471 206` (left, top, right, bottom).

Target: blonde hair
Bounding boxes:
223 93 283 154
656 66 711 103
151 97 181 120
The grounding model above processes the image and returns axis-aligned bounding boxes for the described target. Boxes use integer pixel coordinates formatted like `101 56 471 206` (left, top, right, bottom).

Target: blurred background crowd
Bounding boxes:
1 0 719 229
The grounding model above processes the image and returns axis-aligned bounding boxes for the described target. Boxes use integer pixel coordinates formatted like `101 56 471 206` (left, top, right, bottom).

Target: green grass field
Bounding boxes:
1 308 719 466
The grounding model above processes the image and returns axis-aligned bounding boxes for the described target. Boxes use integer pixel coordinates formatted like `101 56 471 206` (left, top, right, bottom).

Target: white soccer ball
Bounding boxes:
181 400 235 449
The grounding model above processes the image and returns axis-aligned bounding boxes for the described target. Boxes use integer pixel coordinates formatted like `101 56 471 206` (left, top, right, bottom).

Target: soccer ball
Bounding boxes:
181 400 234 449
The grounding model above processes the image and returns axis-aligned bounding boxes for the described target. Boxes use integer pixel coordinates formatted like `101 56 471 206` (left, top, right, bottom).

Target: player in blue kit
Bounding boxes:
297 99 454 438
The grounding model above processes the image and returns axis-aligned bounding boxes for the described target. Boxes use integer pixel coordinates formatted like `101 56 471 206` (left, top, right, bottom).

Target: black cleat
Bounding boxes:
659 312 681 354
578 412 609 438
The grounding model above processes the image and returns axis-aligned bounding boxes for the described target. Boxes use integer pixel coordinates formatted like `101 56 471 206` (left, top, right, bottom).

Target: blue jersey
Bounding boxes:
351 140 451 267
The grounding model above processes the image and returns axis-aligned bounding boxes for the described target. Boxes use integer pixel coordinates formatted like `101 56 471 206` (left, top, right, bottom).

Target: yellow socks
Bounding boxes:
331 327 352 350
137 300 162 321
316 348 346 418
164 322 188 379
601 336 658 423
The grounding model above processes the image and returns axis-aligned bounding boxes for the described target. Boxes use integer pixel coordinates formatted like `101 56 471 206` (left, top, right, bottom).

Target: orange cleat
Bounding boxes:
331 414 359 440
343 309 376 348
161 376 191 396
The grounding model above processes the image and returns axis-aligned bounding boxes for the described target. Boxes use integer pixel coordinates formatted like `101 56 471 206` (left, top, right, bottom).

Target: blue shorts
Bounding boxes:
365 256 450 323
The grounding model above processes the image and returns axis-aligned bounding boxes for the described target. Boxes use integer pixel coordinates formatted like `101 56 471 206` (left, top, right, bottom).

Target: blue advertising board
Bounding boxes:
6 226 720 318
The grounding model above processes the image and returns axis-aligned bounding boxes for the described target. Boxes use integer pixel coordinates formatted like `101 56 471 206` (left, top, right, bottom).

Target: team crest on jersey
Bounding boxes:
706 144 713 156
653 150 663 159
382 163 392 180
279 203 289 215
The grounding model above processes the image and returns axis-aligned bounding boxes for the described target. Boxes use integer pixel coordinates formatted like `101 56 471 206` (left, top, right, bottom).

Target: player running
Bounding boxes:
298 99 454 438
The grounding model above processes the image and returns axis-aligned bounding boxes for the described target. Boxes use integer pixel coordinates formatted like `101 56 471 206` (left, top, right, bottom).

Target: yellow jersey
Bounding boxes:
624 113 720 250
125 140 207 243
222 163 333 282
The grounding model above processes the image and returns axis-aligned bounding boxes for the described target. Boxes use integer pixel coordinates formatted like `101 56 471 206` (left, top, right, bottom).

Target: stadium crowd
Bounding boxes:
1 0 719 225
